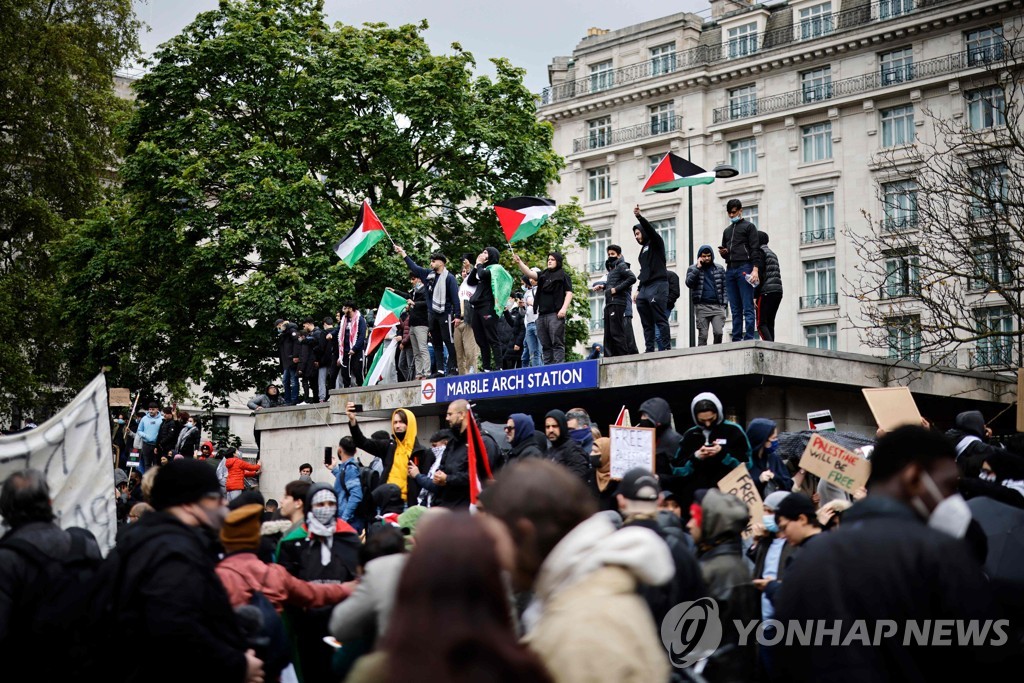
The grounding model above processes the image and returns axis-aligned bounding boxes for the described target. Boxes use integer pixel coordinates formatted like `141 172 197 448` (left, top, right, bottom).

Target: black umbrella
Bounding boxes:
776 430 874 462
967 495 1024 599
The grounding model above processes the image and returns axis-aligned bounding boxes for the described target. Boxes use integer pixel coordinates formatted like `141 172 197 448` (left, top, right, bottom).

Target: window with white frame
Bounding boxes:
802 122 833 162
801 66 833 103
799 2 834 40
649 102 676 135
744 205 760 229
880 46 914 84
588 229 611 274
881 180 918 231
589 291 605 332
651 218 677 262
727 22 759 58
805 323 837 350
648 152 667 175
966 26 1004 66
728 84 758 119
970 164 1009 218
966 86 1006 130
879 0 914 20
803 258 837 308
802 193 834 243
880 105 915 147
971 236 1012 290
590 60 613 92
975 306 1014 367
729 137 757 175
883 250 920 298
650 43 677 76
587 166 611 202
587 117 611 150
886 315 921 362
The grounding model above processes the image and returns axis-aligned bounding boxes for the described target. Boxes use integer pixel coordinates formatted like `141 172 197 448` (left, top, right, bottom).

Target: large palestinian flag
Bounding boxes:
334 201 386 266
366 289 408 357
364 337 400 387
642 153 716 193
494 197 556 243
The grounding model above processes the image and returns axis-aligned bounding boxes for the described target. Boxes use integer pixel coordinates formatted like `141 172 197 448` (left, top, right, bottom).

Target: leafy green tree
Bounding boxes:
58 0 584 403
0 0 139 418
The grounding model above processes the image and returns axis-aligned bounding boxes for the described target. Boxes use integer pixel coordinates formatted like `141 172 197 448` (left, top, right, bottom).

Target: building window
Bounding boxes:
966 26 1004 66
880 104 915 147
881 180 918 231
590 60 613 92
649 102 676 135
803 258 837 308
744 205 760 229
588 229 611 273
651 218 677 262
802 193 835 243
805 323 837 350
589 292 605 332
799 2 834 40
729 137 757 175
728 84 758 119
974 306 1014 367
587 116 611 149
879 0 914 20
970 164 1009 218
880 46 914 85
883 251 920 298
801 122 833 162
966 86 1006 131
212 415 230 433
886 315 921 362
650 43 677 76
648 152 667 175
587 166 610 202
727 22 759 58
801 66 833 103
971 236 1012 290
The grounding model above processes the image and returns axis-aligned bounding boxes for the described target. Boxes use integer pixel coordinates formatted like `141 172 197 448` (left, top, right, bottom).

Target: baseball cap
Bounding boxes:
618 468 661 501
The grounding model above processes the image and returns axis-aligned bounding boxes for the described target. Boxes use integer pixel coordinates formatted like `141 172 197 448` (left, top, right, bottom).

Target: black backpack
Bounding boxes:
667 270 681 312
348 458 381 522
1 528 103 677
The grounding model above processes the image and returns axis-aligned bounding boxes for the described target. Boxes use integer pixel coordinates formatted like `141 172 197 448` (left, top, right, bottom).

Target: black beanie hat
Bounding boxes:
775 493 817 525
150 459 223 511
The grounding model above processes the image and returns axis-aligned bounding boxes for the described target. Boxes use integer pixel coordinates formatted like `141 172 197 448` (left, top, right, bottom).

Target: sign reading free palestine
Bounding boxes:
420 360 599 404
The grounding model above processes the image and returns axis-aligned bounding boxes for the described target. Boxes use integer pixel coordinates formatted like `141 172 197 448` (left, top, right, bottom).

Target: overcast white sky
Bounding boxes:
132 0 709 94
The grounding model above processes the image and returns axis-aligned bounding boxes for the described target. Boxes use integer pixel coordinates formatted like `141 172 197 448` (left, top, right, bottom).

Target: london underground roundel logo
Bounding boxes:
421 381 435 402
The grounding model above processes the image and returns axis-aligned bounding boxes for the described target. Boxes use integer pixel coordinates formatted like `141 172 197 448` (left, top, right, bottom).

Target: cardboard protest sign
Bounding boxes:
609 426 655 480
718 463 764 539
807 409 835 431
861 387 922 433
799 432 871 495
108 387 131 406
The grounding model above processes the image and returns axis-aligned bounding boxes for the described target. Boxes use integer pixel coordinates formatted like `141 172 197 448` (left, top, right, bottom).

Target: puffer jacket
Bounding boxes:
686 256 727 306
224 455 261 493
760 245 783 295
603 256 637 306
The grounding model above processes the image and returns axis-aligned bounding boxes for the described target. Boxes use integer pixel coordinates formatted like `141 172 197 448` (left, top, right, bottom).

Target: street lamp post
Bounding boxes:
687 136 695 348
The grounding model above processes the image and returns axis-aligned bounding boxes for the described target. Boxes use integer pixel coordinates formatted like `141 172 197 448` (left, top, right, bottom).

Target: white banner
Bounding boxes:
0 374 116 553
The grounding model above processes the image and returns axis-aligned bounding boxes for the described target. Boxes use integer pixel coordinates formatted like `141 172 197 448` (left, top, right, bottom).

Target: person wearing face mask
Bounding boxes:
105 459 265 683
410 430 454 507
774 426 1001 683
347 402 430 505
173 411 200 458
542 410 591 484
746 418 794 497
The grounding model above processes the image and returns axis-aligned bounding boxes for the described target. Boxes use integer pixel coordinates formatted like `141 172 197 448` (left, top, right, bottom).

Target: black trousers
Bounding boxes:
340 354 364 387
470 309 502 371
757 292 783 342
429 313 457 376
604 303 629 357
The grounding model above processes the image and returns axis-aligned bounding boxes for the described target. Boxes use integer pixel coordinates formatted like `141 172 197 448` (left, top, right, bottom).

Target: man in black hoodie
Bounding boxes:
467 246 503 371
945 410 1000 479
719 199 762 342
638 397 683 486
632 205 671 352
542 409 590 483
593 244 637 357
514 251 573 365
275 318 300 405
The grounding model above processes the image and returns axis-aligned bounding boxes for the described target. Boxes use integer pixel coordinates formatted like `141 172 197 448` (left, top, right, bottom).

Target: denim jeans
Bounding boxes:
725 263 757 341
523 321 542 366
281 367 299 404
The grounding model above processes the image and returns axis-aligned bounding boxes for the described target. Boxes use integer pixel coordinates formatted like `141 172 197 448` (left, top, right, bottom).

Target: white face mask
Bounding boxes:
979 471 996 483
912 471 971 538
431 445 446 459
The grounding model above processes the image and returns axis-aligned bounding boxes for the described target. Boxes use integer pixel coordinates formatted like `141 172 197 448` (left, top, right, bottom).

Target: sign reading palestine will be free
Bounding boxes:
419 360 600 404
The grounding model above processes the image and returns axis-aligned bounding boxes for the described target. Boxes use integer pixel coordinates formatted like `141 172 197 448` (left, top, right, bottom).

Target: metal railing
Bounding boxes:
881 216 919 233
800 292 839 309
587 260 606 273
573 116 679 153
970 344 1014 369
801 228 835 244
713 41 1017 123
541 0 959 105
882 282 922 299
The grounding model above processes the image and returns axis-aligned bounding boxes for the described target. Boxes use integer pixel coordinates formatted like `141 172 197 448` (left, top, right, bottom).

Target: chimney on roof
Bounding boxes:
710 0 752 19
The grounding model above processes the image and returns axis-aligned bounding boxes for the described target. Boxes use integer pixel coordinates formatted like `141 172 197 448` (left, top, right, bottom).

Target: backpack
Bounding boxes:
1 529 103 678
479 422 511 471
351 457 381 521
666 270 681 312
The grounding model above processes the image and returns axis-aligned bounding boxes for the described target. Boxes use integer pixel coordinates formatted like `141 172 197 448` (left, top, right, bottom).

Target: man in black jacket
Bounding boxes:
317 316 336 402
156 406 181 461
594 244 637 357
542 409 590 483
433 400 474 509
275 318 300 405
395 246 460 377
632 205 671 352
685 245 727 346
755 231 783 342
467 247 504 371
718 199 762 341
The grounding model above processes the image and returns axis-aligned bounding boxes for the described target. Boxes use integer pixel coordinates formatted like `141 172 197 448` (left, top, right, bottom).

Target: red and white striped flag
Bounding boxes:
614 405 631 427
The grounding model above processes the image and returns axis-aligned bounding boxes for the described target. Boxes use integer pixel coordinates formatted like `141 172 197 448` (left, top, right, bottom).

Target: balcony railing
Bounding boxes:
713 41 1018 123
542 0 959 105
881 216 919 233
801 292 839 309
883 282 922 299
574 116 679 153
587 260 606 273
971 344 1014 369
801 227 835 244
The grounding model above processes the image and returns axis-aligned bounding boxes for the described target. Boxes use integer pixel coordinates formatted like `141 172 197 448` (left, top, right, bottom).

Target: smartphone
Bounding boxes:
323 446 333 467
352 404 364 413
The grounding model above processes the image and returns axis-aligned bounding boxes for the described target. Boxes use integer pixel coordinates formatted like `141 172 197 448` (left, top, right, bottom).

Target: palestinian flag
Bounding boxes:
614 406 631 427
488 264 515 315
466 406 494 507
364 337 400 386
366 289 408 357
334 201 386 266
494 197 556 243
642 153 716 193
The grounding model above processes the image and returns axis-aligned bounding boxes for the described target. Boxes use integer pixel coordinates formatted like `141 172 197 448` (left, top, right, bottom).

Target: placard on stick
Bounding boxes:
609 426 655 480
108 388 131 407
807 409 835 431
717 463 764 540
861 387 922 433
799 432 871 495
